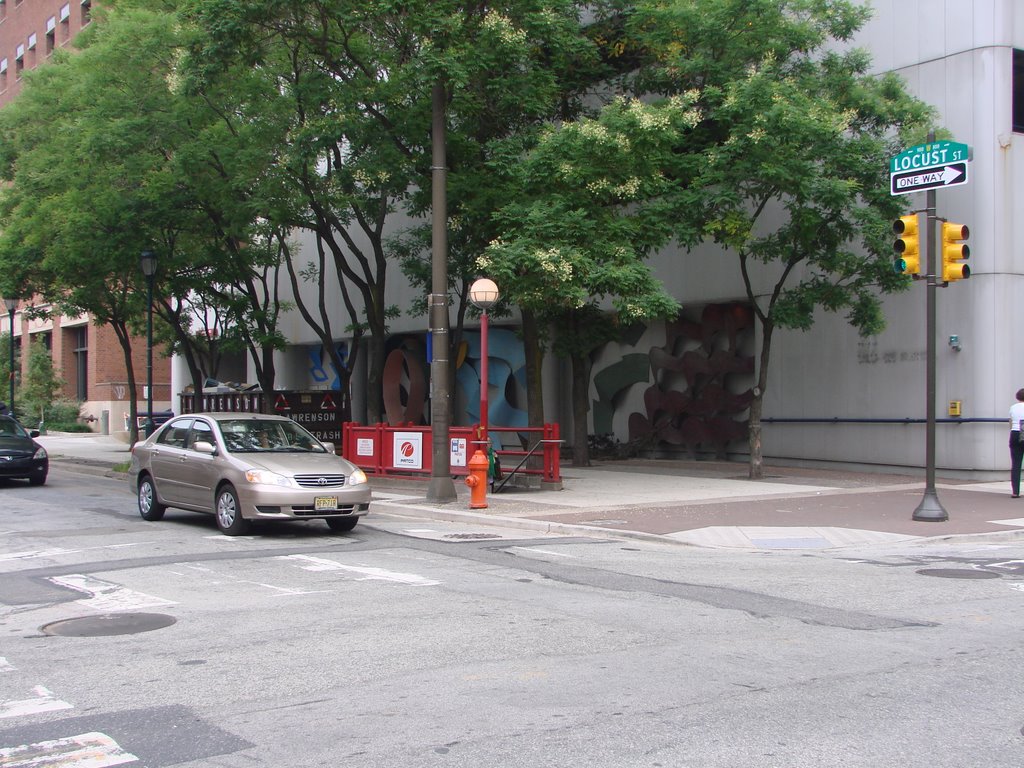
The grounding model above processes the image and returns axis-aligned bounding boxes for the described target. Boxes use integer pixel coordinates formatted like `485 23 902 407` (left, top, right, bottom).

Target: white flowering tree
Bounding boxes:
488 0 932 473
483 97 696 465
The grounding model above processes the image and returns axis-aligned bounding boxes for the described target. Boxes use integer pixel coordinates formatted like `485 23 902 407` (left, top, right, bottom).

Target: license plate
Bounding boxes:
314 496 338 510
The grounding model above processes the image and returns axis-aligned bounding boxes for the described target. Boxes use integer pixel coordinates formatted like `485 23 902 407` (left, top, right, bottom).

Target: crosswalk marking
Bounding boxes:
0 686 73 719
280 554 442 586
47 575 175 612
0 731 137 767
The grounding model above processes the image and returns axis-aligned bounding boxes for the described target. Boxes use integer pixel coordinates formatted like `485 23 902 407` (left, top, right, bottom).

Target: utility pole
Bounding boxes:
427 81 456 502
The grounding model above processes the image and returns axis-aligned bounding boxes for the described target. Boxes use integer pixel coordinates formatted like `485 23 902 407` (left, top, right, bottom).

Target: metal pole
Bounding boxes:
7 305 14 415
145 273 155 438
480 310 489 442
427 80 456 502
913 134 948 521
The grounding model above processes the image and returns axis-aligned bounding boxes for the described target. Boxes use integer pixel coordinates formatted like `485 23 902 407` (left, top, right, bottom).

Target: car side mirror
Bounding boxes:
29 430 40 438
321 441 336 454
193 440 217 455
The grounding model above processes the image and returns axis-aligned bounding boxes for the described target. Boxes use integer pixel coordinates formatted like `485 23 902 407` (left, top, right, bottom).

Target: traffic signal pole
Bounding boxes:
913 182 949 522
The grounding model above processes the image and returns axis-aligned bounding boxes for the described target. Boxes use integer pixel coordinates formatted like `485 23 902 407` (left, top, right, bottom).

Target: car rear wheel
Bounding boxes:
138 475 166 520
216 485 251 536
325 516 359 533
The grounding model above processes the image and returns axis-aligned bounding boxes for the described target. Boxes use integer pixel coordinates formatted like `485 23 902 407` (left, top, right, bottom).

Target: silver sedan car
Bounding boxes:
131 413 370 535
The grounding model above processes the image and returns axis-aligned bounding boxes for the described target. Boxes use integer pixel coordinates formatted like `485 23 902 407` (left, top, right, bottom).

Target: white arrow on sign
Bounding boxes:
938 165 963 185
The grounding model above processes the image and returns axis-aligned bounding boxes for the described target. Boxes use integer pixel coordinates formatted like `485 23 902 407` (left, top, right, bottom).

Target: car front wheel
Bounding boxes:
138 475 166 520
325 516 359 533
216 485 251 536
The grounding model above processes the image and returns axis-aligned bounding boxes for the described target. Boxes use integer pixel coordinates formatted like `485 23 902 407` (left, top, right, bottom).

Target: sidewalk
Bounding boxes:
35 432 1024 551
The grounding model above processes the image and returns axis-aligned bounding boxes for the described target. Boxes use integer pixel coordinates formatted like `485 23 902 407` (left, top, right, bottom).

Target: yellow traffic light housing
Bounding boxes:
941 222 970 282
893 214 921 276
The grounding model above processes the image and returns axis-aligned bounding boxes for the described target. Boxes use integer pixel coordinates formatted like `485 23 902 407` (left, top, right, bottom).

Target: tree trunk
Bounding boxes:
366 326 386 424
748 320 774 480
570 350 591 467
111 320 140 446
520 309 546 478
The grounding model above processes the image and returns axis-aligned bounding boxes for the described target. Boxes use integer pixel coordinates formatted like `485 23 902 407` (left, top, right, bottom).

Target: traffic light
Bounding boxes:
941 222 970 282
893 214 921 276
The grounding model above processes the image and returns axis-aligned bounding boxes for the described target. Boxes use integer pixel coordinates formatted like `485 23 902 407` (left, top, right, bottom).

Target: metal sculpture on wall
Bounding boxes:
382 336 428 426
592 302 755 458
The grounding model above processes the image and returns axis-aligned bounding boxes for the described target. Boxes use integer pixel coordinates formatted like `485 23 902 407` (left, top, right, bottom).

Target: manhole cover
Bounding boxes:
42 613 177 637
916 568 1000 580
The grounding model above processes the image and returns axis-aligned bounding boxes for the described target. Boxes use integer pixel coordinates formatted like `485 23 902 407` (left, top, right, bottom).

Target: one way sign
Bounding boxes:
890 161 968 196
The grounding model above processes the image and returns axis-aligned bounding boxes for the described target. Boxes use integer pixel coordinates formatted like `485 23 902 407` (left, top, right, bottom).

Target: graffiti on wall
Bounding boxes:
592 303 755 458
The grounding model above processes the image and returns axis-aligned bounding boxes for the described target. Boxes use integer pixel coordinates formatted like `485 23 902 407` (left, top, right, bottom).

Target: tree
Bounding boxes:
0 4 294 426
19 337 65 427
490 0 932 475
181 0 607 424
484 96 693 465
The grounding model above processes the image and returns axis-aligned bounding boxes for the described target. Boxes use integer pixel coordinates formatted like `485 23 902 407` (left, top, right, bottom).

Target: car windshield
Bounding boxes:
217 418 328 454
0 418 28 438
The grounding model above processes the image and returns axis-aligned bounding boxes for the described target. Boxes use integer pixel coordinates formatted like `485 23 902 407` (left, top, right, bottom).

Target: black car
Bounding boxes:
0 414 48 485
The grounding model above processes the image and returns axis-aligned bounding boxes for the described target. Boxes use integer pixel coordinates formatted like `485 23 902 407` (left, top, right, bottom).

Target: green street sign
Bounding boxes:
890 141 970 173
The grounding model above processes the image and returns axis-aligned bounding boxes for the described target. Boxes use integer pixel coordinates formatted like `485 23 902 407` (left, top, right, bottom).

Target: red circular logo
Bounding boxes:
400 441 415 457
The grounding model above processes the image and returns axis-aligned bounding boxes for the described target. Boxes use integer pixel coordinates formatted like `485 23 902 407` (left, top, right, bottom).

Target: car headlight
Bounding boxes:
33 446 47 460
244 469 292 487
347 468 368 486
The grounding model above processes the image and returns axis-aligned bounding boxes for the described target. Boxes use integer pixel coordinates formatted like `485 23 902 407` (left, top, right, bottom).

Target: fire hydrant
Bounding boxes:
465 448 489 509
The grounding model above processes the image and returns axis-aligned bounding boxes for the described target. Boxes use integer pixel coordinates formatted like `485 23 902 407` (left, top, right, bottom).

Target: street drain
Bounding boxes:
444 533 503 540
916 568 1000 580
42 613 177 637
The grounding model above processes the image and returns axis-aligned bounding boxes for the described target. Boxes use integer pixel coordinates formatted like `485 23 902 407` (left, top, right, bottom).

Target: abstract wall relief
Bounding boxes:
379 329 528 438
455 327 529 442
307 342 348 390
382 336 428 425
592 303 755 458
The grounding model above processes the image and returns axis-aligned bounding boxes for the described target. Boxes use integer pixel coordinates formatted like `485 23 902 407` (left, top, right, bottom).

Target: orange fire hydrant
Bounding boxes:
465 448 489 509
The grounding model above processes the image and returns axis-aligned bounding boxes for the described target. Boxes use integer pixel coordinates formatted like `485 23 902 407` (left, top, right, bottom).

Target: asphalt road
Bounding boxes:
2 465 1023 767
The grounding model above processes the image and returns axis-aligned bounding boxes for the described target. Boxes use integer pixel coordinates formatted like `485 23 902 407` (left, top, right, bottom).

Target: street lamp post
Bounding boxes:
139 250 158 437
469 278 500 443
3 297 16 416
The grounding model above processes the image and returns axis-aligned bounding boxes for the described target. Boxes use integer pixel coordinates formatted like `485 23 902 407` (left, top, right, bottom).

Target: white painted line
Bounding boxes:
986 560 1024 569
0 686 73 719
48 575 176 612
987 518 1024 527
0 731 138 767
0 548 76 563
511 547 577 558
0 657 13 672
280 555 441 586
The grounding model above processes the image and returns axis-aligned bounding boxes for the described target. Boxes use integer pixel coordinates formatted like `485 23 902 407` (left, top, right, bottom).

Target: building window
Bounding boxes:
46 18 56 55
14 44 23 79
59 3 70 43
81 0 91 26
1014 49 1024 134
73 326 87 400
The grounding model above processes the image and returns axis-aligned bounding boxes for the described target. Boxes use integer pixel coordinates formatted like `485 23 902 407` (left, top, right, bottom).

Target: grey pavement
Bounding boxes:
33 431 1024 551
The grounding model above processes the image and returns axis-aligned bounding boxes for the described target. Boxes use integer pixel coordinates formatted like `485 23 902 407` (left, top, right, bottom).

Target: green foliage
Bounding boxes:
19 340 64 425
0 333 15 405
43 399 91 431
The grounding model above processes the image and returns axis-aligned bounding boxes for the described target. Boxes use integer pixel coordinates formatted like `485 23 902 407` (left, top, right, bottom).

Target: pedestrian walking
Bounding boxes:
1010 388 1024 497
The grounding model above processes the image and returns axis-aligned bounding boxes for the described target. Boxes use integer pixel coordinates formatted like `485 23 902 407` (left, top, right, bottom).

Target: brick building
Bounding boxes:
1 0 171 436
